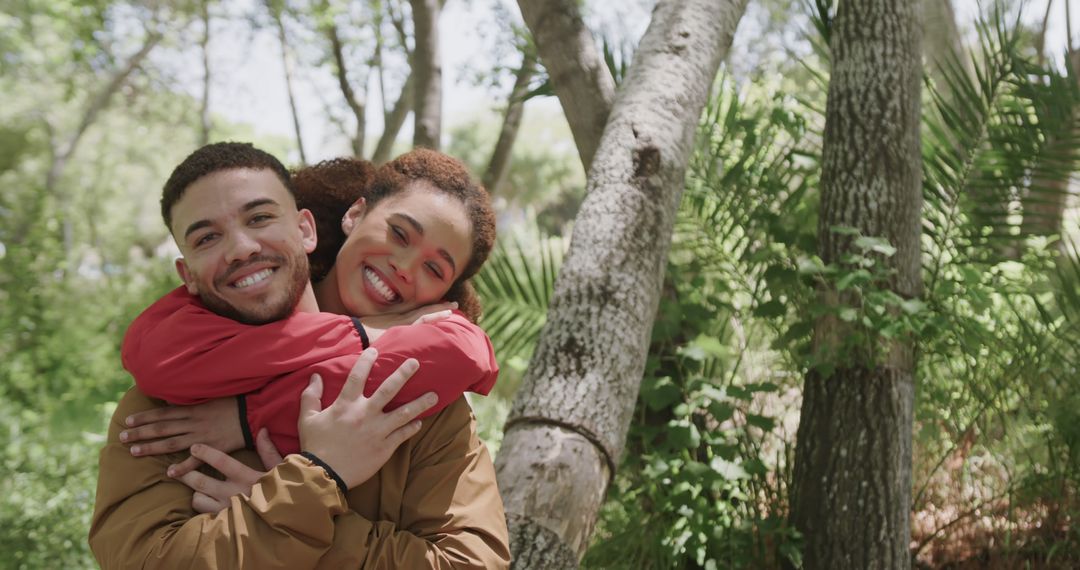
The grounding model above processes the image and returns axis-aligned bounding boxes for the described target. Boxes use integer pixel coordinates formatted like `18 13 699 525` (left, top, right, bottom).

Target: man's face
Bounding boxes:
170 168 317 324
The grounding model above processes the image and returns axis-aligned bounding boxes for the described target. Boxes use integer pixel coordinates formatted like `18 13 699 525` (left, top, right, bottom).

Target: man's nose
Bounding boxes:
224 231 260 263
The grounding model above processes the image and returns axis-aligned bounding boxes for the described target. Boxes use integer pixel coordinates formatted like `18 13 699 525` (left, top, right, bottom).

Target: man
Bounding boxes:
89 142 510 568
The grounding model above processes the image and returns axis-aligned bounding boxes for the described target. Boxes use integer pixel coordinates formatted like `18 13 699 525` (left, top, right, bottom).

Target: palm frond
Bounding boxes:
474 227 564 367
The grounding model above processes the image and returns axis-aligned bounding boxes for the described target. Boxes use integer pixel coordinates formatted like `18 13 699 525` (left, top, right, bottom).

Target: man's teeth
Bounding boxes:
233 268 274 289
365 267 399 302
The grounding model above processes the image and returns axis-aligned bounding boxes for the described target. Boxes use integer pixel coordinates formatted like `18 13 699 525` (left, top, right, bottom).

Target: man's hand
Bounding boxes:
171 429 284 514
360 302 457 343
300 347 437 489
120 397 244 457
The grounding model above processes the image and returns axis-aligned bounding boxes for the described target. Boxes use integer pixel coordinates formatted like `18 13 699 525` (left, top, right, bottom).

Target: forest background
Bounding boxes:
2 0 1080 567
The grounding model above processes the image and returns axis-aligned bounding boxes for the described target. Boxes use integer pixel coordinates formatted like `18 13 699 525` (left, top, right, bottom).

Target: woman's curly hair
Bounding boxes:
293 150 495 322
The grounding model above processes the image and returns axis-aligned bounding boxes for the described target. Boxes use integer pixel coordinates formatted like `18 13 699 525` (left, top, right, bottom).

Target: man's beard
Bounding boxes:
198 251 310 325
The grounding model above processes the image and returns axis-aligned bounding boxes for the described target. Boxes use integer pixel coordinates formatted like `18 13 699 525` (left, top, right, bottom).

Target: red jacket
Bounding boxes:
122 287 498 454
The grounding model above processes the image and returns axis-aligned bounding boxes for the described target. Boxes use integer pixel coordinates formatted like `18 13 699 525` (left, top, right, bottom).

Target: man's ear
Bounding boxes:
174 258 199 295
342 197 366 236
298 208 317 254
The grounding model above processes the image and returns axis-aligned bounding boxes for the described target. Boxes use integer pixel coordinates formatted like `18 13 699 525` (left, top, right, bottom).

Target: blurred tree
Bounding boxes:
494 0 749 566
515 0 614 172
410 0 441 149
266 0 309 165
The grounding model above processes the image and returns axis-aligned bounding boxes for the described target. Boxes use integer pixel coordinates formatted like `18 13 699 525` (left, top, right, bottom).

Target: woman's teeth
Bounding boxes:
365 267 400 302
232 268 274 289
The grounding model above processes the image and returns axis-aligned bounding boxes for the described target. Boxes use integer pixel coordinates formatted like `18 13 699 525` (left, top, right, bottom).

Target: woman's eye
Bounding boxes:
426 262 445 280
391 225 408 243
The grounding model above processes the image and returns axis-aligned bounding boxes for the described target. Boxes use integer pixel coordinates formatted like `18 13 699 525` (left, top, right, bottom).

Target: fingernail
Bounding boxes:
119 431 128 442
130 446 141 456
191 444 203 454
125 416 134 427
166 466 176 477
363 347 379 358
405 358 419 371
425 392 438 405
450 302 458 308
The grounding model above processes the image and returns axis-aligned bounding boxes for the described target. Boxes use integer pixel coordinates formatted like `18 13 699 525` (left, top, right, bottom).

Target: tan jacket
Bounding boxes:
89 388 510 569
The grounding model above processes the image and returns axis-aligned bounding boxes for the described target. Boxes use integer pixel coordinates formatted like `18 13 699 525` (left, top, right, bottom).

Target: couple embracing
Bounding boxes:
89 142 511 568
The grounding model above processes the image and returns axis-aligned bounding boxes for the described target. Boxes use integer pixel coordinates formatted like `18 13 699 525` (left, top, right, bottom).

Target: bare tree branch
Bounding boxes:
482 48 537 195
516 0 615 172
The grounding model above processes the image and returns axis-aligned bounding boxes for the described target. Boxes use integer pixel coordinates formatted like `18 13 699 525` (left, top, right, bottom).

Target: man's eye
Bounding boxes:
194 233 217 247
250 214 273 224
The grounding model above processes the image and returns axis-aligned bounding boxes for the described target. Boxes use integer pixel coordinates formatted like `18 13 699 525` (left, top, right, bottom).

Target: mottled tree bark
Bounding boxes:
268 0 308 165
789 0 923 568
516 0 615 172
410 0 440 149
494 0 749 567
482 49 537 195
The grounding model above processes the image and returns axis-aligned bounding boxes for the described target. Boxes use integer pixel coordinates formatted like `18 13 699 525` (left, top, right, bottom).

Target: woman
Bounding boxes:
120 149 498 487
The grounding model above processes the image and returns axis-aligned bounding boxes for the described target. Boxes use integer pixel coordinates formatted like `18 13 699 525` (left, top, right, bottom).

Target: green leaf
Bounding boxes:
710 457 749 480
753 299 786 318
746 414 776 431
854 236 897 256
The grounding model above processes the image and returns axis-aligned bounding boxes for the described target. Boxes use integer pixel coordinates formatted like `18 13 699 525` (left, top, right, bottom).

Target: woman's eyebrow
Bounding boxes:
391 212 458 274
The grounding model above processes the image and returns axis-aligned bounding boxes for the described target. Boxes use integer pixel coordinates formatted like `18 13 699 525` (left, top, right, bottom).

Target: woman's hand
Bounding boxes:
360 302 457 343
299 347 437 489
121 397 245 457
171 429 284 514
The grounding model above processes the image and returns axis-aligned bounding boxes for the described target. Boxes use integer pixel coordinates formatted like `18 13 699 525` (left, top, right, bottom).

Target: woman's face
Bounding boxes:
333 183 473 316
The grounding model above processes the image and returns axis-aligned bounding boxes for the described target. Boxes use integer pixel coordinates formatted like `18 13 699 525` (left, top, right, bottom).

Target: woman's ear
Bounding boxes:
297 208 317 254
342 197 367 235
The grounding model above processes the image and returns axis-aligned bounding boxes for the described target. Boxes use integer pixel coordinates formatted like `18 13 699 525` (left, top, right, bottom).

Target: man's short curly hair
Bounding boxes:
294 149 496 322
161 142 294 232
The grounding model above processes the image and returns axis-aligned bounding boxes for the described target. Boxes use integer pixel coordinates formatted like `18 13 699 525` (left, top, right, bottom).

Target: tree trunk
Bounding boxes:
920 0 968 88
494 0 748 566
789 0 923 568
410 0 440 149
44 31 162 196
326 19 367 157
268 1 308 165
482 49 537 195
1021 48 1080 238
199 0 212 146
516 0 615 172
372 73 413 164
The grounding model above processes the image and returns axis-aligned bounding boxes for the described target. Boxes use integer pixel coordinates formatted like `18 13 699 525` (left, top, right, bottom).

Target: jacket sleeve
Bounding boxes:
313 398 512 569
90 388 372 570
122 287 363 405
243 312 499 456
89 388 510 570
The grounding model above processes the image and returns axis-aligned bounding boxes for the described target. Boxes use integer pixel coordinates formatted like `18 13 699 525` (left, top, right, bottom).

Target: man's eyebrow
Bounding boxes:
392 212 458 275
183 220 212 240
242 198 280 211
183 199 282 240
